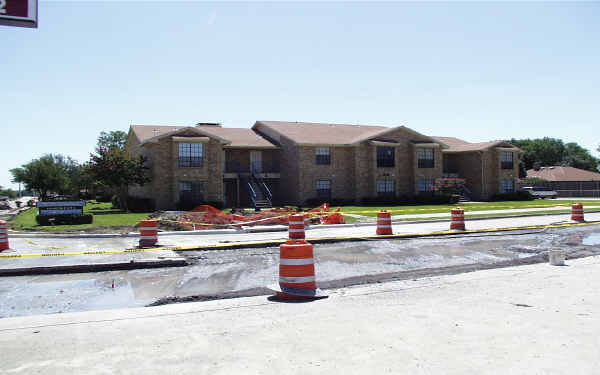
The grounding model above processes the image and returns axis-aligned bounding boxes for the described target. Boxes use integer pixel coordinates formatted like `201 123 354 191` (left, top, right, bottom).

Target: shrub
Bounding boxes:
489 191 534 201
96 192 112 202
36 214 94 226
111 195 120 209
126 196 156 212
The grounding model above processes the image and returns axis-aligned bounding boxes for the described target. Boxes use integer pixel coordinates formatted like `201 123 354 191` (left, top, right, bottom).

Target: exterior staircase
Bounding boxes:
244 177 273 210
459 185 472 202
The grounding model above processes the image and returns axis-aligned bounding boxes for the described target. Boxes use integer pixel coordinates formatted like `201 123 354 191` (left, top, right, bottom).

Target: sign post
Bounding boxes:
0 0 38 28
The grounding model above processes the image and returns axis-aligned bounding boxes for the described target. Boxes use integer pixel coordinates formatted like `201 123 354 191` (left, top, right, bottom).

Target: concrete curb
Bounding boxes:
0 257 188 277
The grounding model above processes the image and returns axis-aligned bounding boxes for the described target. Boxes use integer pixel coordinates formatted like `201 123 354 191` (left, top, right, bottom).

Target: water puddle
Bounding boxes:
583 233 600 246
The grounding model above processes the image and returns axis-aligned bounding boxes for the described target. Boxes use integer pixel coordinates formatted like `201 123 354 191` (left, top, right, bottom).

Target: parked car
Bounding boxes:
520 186 558 199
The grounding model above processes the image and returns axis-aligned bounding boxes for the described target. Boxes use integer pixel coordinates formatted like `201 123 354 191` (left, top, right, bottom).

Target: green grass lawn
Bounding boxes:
10 201 153 232
335 199 600 217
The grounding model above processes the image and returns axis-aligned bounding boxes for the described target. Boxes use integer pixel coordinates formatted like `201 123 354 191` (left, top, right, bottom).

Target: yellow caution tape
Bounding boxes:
1 221 599 259
337 203 600 215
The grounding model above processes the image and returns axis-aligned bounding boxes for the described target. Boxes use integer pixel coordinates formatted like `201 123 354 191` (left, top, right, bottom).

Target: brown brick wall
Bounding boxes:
297 146 356 204
277 136 300 204
412 144 444 193
127 129 224 210
494 149 520 195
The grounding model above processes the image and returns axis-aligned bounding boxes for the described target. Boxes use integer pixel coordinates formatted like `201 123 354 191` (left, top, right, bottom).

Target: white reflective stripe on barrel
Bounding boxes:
451 215 464 218
140 226 158 231
377 224 392 228
0 239 7 243
279 275 316 284
280 258 314 265
140 236 157 240
280 242 312 248
289 221 304 225
288 229 305 233
377 218 391 222
451 221 464 225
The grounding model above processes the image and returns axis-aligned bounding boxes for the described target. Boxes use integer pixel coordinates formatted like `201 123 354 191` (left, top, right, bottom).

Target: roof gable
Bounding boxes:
433 136 518 153
253 121 445 147
129 124 277 148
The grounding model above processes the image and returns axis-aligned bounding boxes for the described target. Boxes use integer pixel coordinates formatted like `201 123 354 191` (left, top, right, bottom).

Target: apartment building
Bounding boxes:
126 121 520 209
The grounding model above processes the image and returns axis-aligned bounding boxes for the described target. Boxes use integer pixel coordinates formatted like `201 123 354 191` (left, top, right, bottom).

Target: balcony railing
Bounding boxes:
501 161 514 170
225 161 280 174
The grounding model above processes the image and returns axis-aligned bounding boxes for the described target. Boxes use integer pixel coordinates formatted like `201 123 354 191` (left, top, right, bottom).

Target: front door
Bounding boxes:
250 151 262 173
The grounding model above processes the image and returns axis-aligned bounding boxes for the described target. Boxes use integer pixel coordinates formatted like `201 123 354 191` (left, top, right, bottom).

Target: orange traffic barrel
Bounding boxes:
376 210 392 235
272 239 326 300
139 219 158 247
450 207 465 230
0 220 8 251
571 203 584 222
288 214 305 239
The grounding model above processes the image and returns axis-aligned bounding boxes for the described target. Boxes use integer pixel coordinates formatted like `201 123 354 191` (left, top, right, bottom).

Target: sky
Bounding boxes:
2 1 599 189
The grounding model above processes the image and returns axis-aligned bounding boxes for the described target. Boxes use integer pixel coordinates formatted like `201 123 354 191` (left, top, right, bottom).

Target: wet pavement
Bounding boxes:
1 225 599 318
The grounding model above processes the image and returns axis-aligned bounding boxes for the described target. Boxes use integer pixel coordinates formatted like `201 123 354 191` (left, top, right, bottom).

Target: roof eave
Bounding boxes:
139 126 231 146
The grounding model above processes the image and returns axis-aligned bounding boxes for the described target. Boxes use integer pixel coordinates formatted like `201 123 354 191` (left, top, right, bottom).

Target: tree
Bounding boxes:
562 143 598 171
10 154 71 200
97 130 127 151
510 138 565 170
0 186 18 198
86 147 150 211
511 138 598 172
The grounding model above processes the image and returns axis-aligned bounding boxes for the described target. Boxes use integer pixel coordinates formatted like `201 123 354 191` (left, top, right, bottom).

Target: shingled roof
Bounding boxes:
253 121 444 146
432 136 518 153
129 124 277 148
527 166 600 182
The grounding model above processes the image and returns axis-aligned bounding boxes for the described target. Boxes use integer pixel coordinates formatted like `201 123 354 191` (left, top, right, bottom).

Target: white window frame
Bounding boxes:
315 179 331 198
315 147 331 165
417 148 434 168
500 179 514 194
376 180 395 196
417 178 435 193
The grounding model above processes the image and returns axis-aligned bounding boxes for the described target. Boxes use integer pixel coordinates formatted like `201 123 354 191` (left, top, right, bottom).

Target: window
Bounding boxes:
179 181 204 203
178 143 203 167
315 179 331 199
377 146 395 168
500 179 514 194
417 178 435 193
501 152 513 170
417 148 434 168
315 147 331 165
376 180 395 197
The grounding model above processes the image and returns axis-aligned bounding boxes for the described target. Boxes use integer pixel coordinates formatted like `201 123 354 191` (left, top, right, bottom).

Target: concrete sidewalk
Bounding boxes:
1 255 598 374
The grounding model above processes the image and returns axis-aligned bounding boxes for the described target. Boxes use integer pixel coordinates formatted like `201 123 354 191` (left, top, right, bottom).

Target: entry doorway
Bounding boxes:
250 151 262 173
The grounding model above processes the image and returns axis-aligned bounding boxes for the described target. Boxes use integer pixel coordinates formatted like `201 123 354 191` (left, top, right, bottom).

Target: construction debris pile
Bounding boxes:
155 203 345 230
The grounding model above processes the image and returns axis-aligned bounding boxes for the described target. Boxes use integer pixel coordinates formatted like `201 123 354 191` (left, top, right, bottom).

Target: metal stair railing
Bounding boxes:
251 165 272 207
461 185 472 201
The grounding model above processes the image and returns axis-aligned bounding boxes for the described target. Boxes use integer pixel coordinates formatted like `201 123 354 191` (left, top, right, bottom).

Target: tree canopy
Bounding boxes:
9 154 80 200
86 147 150 211
97 130 128 151
510 137 598 172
